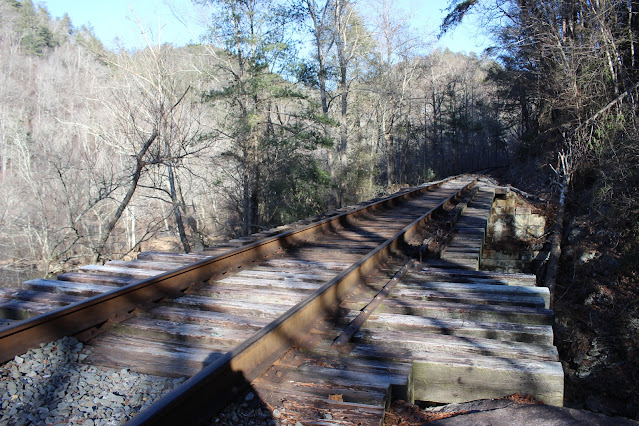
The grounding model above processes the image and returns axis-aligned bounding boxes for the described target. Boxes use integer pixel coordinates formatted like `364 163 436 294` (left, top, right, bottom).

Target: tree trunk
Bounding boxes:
335 0 349 167
168 164 190 253
545 176 567 308
94 130 158 262
385 131 394 186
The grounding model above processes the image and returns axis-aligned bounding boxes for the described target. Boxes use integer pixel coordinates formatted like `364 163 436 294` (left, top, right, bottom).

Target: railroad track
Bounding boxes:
0 174 563 425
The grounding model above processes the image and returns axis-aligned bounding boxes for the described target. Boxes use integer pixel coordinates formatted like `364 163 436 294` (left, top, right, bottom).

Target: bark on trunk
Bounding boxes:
94 131 158 262
545 176 568 308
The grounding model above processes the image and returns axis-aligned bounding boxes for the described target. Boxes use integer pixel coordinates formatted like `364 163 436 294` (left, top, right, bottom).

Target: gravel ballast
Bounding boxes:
0 337 185 425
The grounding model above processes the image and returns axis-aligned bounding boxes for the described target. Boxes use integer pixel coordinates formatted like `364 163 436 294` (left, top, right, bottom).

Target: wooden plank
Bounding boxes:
85 333 223 377
326 230 389 241
23 279 117 297
389 287 546 308
239 268 335 282
410 354 564 406
341 299 554 325
444 246 482 254
251 384 386 426
441 252 481 260
292 245 372 255
425 258 479 270
259 258 351 272
0 299 57 319
3 289 81 306
278 364 397 395
350 312 554 345
280 249 366 262
191 286 311 305
107 259 190 271
136 251 213 262
167 295 288 318
394 281 550 308
56 272 139 286
252 378 388 409
79 264 166 278
215 276 323 292
354 328 558 361
143 306 272 329
407 268 537 286
109 317 255 347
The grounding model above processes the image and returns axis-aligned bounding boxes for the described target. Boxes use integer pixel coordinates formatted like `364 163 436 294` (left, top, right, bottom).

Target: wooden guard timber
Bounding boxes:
0 174 564 425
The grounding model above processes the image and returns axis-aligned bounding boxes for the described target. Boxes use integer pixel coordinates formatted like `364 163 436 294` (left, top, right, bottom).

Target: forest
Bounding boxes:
0 0 637 285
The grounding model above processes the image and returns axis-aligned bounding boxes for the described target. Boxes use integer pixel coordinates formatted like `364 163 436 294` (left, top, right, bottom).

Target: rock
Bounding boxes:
585 395 615 417
106 393 125 405
7 382 17 395
0 336 183 425
578 249 598 265
427 399 636 425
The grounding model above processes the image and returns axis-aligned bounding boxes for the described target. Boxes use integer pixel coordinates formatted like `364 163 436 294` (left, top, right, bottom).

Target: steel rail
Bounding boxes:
0 176 459 362
127 175 479 425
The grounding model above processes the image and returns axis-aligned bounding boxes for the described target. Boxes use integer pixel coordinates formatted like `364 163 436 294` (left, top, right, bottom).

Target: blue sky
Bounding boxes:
41 0 490 54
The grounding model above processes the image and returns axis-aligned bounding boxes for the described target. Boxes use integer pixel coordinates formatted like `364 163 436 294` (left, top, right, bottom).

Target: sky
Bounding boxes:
41 0 490 54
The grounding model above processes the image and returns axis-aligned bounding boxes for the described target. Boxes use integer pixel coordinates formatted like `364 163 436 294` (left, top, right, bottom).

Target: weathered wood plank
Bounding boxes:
215 276 323 292
23 279 117 297
56 272 139 286
390 287 546 308
354 328 558 361
347 312 554 345
142 306 272 329
0 298 57 319
192 286 311 305
293 244 372 254
444 245 482 254
79 264 166 278
441 251 482 260
394 281 550 308
259 258 351 272
410 354 564 406
417 258 480 270
136 251 213 263
239 268 335 282
341 299 554 325
279 249 366 262
107 259 189 271
1 289 81 306
252 378 388 410
168 295 287 318
109 317 254 348
84 334 223 377
410 267 537 286
251 384 386 425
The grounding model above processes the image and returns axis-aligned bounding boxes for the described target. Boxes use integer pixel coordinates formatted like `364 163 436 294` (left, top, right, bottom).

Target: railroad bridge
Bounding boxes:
0 173 563 424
